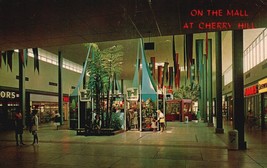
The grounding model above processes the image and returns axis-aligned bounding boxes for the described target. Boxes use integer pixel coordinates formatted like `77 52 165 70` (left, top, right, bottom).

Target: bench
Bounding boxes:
76 128 85 135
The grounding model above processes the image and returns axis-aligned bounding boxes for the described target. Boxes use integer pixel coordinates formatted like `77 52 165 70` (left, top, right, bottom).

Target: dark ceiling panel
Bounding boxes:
0 0 266 50
0 0 267 79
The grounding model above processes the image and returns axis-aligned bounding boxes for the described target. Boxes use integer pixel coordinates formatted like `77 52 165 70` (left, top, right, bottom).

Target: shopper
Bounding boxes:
93 114 101 134
151 117 157 132
14 111 25 146
54 111 61 130
197 108 201 122
157 109 165 132
133 111 138 129
31 110 39 145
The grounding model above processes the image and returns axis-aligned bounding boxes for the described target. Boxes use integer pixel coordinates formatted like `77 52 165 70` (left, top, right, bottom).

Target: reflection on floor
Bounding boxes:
0 121 267 168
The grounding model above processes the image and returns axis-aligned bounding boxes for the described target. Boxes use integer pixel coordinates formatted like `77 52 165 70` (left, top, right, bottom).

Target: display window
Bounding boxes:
126 101 139 131
32 102 58 123
165 99 193 122
140 94 157 131
264 93 267 126
258 78 267 129
165 100 181 121
32 101 68 124
141 98 157 131
245 95 261 129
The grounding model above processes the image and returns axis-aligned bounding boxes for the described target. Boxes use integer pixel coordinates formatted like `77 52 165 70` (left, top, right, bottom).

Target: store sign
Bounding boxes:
63 96 69 102
0 91 17 99
258 78 267 93
244 85 258 96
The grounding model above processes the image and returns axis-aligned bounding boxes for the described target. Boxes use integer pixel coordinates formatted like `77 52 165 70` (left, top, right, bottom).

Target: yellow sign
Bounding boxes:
258 78 267 93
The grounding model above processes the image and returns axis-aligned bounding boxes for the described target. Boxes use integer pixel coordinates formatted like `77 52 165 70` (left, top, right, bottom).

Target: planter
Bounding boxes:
76 128 124 136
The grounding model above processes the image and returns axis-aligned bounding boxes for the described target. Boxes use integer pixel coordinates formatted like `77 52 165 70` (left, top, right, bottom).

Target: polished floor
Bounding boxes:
0 120 267 168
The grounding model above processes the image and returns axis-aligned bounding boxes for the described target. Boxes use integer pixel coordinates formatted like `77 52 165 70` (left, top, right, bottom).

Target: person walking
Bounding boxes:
14 111 25 146
31 110 39 145
54 111 61 130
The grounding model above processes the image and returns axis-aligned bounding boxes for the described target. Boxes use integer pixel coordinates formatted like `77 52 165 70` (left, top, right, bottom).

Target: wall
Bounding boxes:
222 29 267 95
244 60 267 86
0 52 81 95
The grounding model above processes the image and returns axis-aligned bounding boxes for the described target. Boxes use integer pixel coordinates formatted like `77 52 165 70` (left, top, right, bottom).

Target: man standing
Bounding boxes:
14 111 25 146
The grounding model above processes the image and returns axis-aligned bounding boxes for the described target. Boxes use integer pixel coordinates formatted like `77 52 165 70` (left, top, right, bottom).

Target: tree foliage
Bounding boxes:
85 43 123 128
173 81 200 101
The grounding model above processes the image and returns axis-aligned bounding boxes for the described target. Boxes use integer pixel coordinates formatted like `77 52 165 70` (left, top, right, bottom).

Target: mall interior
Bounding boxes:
1 1 267 167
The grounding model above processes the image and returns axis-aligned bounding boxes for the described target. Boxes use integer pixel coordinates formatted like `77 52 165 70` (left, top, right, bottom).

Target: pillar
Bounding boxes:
232 30 246 150
261 93 266 130
207 39 213 126
19 52 25 125
58 51 63 125
203 53 208 123
196 40 204 121
215 32 224 133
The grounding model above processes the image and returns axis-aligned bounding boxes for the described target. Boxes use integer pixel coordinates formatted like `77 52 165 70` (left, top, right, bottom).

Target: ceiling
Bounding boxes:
1 0 267 79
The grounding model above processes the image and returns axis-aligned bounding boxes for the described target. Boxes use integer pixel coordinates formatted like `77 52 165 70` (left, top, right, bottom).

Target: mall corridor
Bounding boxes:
0 121 266 168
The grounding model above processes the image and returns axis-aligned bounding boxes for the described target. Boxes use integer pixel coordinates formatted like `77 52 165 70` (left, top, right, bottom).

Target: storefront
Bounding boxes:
258 78 267 129
244 84 259 115
31 94 69 124
0 89 21 130
244 84 261 128
223 94 233 121
165 99 193 122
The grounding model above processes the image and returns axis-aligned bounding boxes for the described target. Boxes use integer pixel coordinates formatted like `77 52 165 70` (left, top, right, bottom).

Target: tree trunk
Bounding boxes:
109 78 115 127
106 77 111 128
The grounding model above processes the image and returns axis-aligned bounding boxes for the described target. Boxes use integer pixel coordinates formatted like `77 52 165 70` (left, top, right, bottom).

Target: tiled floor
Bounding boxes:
0 120 266 168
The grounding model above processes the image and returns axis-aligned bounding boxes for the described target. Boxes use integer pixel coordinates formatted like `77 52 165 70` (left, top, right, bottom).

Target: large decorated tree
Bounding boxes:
86 43 123 128
100 45 123 127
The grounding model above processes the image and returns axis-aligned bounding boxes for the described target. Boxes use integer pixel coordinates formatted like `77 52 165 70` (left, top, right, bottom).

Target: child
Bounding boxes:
151 118 157 132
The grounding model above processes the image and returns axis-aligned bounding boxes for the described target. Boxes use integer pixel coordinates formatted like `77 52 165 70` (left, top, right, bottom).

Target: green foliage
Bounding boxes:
173 81 200 101
100 45 123 81
86 44 108 93
71 99 76 109
85 43 124 128
110 113 122 130
86 43 123 95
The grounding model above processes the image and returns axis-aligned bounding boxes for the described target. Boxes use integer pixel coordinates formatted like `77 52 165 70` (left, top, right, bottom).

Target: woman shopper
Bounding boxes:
157 109 165 132
31 110 39 145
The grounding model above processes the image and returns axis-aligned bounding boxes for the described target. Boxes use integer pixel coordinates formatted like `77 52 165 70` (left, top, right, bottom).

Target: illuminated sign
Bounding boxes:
258 78 267 93
181 2 256 31
244 85 258 97
0 91 17 99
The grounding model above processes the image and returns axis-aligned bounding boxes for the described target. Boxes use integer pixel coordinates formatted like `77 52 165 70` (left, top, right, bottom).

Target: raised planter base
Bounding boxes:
76 128 124 136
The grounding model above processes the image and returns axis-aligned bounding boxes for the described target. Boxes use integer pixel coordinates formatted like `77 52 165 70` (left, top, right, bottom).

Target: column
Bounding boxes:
261 93 266 130
58 51 63 125
207 39 213 126
19 52 25 125
203 53 208 122
215 32 224 133
80 62 87 128
196 40 204 121
232 30 246 150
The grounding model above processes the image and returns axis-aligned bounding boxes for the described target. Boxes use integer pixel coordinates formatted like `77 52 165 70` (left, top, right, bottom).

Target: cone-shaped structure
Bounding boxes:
140 39 157 101
71 45 91 96
132 42 140 88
